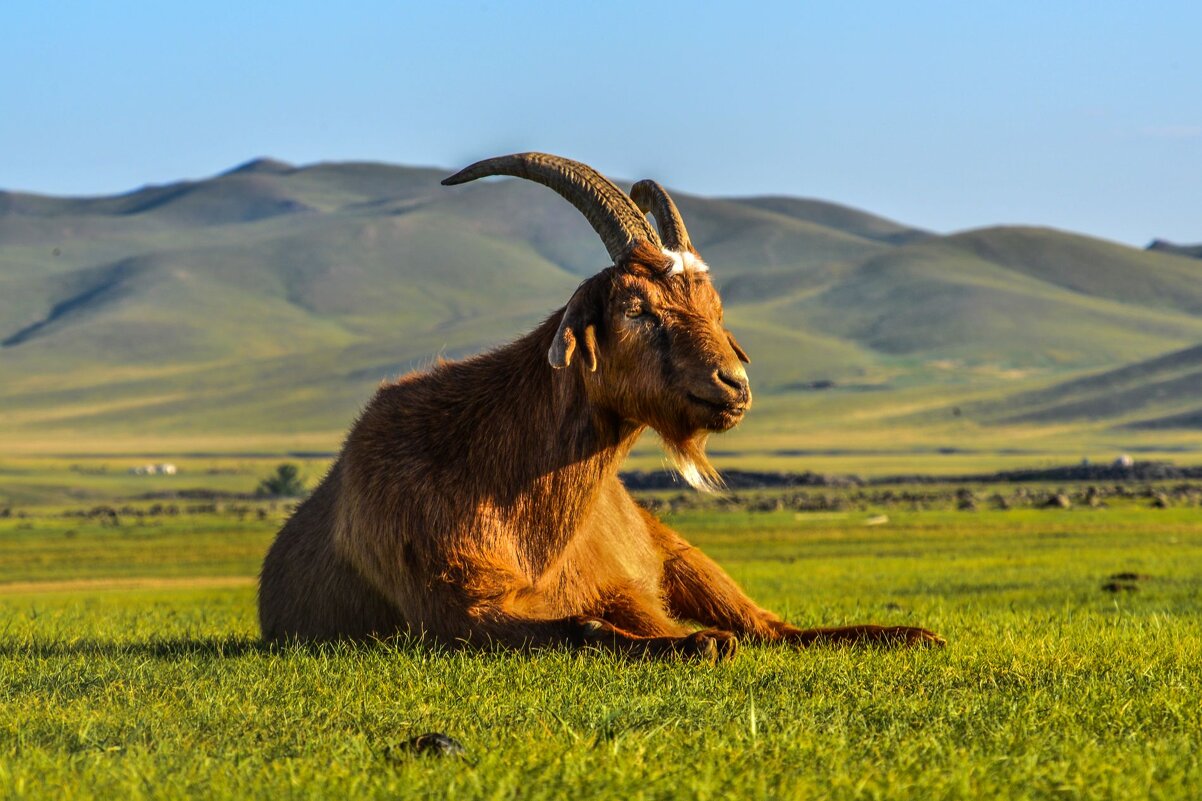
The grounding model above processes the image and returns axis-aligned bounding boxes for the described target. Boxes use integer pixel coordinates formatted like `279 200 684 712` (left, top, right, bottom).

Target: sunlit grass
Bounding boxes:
1 504 1200 799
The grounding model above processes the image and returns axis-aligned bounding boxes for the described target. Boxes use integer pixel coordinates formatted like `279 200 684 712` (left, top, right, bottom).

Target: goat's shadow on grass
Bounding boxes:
0 634 438 661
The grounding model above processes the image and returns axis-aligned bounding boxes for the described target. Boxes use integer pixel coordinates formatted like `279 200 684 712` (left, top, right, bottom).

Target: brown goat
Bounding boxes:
258 153 943 659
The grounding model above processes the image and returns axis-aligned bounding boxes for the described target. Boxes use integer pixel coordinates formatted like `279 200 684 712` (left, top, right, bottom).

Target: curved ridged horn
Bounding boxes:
630 180 692 253
442 153 661 262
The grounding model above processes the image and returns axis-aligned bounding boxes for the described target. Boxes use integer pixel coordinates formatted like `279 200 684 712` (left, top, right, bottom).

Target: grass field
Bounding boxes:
2 497 1200 800
8 154 1202 799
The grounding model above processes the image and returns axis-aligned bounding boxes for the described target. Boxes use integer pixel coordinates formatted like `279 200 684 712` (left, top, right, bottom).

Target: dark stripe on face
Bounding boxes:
654 321 675 383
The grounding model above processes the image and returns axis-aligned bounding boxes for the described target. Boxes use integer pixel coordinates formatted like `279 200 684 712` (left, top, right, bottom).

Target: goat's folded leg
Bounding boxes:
647 512 944 648
574 616 739 662
461 611 737 662
581 584 740 661
767 622 945 648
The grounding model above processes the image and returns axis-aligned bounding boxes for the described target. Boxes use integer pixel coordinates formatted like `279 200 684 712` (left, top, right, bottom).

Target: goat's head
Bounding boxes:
443 153 751 490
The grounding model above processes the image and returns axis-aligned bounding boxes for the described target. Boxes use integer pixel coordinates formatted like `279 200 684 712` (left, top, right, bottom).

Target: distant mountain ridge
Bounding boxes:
1 157 1200 448
1147 239 1202 260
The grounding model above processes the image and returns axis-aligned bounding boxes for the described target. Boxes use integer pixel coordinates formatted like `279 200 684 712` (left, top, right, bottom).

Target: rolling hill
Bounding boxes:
961 342 1202 429
1147 239 1202 260
2 157 1201 461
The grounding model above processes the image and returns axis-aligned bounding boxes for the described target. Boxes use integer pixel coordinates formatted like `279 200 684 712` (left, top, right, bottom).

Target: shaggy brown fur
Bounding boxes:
259 190 943 660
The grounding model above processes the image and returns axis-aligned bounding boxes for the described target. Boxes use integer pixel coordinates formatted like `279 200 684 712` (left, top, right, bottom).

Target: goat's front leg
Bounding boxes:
581 581 743 660
461 610 738 662
435 565 738 661
646 512 944 648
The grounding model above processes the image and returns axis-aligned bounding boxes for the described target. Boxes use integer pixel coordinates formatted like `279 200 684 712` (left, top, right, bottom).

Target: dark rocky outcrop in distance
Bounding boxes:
621 460 1202 490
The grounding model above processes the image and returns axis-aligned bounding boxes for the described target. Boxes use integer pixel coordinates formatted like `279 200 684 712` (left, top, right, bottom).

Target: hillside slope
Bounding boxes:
2 158 1201 451
960 343 1202 428
1147 239 1202 260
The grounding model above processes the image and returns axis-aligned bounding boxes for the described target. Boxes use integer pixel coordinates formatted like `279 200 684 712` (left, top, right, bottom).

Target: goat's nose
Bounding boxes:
715 368 750 402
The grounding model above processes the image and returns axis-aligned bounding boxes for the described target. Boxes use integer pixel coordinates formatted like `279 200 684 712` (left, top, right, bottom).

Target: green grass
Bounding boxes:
1 503 1200 799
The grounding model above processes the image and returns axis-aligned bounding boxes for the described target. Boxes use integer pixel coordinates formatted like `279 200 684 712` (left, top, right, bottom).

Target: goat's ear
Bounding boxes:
549 292 599 372
727 332 751 364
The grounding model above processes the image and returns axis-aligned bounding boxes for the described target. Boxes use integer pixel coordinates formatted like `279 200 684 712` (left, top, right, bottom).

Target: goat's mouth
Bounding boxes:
686 392 748 430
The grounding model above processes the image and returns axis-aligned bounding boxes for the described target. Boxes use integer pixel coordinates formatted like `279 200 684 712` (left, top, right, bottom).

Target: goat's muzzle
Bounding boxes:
686 367 751 431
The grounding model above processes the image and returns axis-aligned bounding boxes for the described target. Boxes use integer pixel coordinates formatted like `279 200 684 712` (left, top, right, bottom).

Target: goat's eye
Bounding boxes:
624 303 646 319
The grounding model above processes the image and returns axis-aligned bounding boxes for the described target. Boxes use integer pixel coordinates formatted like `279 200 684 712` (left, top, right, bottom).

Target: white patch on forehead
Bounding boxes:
662 248 709 276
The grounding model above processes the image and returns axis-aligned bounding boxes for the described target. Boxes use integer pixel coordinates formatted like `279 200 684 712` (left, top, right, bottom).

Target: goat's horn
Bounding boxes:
630 180 692 253
442 153 661 262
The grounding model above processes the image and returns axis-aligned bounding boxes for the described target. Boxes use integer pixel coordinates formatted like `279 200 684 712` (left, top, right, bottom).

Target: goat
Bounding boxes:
258 153 943 659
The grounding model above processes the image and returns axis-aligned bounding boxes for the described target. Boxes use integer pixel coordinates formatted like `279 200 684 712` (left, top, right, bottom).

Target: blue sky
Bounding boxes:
3 1 1199 245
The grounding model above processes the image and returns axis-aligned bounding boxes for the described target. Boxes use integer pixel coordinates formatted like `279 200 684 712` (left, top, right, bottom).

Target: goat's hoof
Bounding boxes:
892 626 945 648
679 630 739 662
572 616 613 644
916 628 946 648
579 618 607 635
702 629 740 660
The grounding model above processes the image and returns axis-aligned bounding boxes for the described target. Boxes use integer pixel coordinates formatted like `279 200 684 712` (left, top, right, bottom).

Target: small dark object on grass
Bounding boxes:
1101 582 1139 593
1108 572 1150 581
388 733 466 759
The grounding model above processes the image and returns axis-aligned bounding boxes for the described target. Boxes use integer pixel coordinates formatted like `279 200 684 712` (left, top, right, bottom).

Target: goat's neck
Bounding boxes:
468 322 642 575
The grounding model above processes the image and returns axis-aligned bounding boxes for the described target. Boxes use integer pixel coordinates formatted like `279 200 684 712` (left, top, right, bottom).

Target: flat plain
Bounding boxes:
2 490 1199 800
